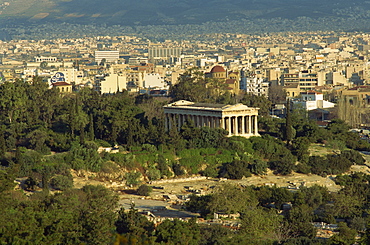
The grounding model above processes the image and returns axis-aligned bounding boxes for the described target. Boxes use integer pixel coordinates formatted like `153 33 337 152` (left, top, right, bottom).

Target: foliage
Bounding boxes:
307 153 353 176
207 184 257 215
240 207 282 240
155 218 200 245
186 194 213 218
199 224 231 245
115 204 155 237
220 158 251 179
125 172 142 186
137 184 152 196
0 184 118 244
0 168 16 192
239 93 272 117
50 174 73 190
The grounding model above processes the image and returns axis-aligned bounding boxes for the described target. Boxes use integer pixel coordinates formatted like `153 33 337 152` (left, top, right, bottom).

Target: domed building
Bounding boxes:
209 65 227 79
206 65 240 94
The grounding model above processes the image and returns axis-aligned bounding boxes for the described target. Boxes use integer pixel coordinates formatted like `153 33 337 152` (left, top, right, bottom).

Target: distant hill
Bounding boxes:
0 0 369 26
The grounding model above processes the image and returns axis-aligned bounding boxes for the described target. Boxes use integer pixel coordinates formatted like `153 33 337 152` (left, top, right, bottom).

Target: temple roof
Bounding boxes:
164 100 258 111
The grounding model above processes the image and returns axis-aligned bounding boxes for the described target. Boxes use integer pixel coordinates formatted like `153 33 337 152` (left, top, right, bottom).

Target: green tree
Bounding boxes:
50 175 73 191
137 184 152 196
125 172 142 186
115 203 155 237
240 207 282 240
240 93 272 117
0 168 16 193
79 185 118 244
170 69 205 102
285 204 317 239
330 222 357 245
155 218 200 245
284 99 294 145
207 184 257 215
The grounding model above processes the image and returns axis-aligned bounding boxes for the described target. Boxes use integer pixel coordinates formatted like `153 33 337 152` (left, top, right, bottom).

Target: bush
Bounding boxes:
220 159 251 179
202 165 219 178
295 163 311 174
172 163 185 176
94 139 111 147
146 168 161 181
125 172 142 186
50 175 73 190
249 159 268 175
24 177 37 191
100 161 119 174
137 184 152 196
142 144 157 153
84 141 98 151
341 149 365 165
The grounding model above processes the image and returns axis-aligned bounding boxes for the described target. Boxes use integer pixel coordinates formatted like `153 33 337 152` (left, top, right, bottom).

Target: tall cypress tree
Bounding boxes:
285 98 293 146
0 128 5 158
88 114 95 141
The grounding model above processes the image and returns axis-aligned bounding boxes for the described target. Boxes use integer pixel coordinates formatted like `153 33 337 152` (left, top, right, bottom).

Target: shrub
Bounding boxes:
172 163 185 176
50 175 73 190
249 159 268 175
100 161 119 174
24 177 37 191
142 144 157 153
125 172 142 186
341 149 365 165
137 184 152 196
84 141 98 150
202 165 219 178
146 168 161 181
94 139 111 147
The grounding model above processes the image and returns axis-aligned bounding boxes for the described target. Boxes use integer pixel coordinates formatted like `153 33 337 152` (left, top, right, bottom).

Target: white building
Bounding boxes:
35 56 57 62
55 68 84 84
293 91 335 111
163 100 260 138
95 68 127 94
144 73 168 89
240 74 269 97
95 50 119 64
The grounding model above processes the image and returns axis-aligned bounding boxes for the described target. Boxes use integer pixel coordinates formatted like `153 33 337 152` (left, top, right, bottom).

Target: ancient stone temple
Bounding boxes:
163 100 260 138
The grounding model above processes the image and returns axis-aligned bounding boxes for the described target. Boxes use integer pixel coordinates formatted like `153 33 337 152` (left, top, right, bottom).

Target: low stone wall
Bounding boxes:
149 176 207 185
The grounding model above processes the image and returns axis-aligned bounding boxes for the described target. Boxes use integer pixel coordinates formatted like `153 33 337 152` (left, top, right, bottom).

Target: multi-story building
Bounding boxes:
94 68 127 94
293 90 335 111
241 75 269 97
35 56 57 62
282 70 319 92
95 50 119 64
148 47 182 61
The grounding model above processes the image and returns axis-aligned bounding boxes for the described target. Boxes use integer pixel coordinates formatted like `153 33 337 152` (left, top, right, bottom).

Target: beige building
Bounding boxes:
163 100 259 138
52 82 73 93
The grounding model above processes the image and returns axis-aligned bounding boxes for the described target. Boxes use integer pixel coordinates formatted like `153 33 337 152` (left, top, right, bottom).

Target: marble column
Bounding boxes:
254 115 258 135
164 114 168 131
234 116 239 135
248 115 252 135
241 116 245 134
182 114 186 125
177 114 180 130
227 117 232 135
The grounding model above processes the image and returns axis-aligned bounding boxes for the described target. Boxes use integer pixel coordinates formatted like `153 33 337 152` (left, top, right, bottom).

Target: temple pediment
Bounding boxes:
165 101 258 112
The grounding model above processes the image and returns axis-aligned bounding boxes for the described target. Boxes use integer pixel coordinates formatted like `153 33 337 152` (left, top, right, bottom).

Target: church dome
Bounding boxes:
210 65 226 73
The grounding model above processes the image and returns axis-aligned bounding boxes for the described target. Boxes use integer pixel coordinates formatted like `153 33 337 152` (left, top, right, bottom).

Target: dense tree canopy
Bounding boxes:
0 75 370 244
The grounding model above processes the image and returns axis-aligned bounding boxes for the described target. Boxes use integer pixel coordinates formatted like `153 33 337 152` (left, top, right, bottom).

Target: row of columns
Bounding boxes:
164 113 258 136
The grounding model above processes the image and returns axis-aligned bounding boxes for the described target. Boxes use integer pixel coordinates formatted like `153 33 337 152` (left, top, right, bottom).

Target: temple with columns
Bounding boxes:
163 100 260 138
